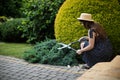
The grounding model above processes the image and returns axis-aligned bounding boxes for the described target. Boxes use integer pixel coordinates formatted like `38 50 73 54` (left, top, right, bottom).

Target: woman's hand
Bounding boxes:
76 49 83 55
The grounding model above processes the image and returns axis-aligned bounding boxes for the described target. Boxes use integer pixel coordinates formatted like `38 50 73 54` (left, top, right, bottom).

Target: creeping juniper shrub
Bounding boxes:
23 40 81 66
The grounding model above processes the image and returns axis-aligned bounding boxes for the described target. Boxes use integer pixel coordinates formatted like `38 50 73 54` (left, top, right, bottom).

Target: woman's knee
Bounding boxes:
80 42 85 49
80 41 89 49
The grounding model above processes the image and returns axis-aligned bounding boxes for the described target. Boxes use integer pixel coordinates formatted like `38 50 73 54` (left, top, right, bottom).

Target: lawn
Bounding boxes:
0 42 33 58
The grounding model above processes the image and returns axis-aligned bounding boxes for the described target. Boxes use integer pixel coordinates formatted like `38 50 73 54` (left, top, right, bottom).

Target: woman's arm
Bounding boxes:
77 30 96 54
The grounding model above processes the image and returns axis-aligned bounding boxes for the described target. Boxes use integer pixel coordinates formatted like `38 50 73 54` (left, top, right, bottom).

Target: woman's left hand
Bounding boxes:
76 49 82 55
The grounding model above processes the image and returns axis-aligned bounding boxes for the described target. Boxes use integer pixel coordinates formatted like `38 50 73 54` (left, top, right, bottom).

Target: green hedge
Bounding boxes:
21 0 65 43
0 16 7 23
0 0 24 17
0 18 27 42
55 0 120 54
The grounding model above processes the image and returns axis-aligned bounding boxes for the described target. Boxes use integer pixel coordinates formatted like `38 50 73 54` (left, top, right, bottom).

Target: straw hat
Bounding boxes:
77 13 94 21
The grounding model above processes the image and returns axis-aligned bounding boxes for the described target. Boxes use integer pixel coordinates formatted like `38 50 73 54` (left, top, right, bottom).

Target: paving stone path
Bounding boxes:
0 55 87 80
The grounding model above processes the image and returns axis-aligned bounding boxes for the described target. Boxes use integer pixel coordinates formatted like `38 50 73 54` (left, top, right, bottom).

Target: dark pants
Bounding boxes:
81 41 96 67
81 40 113 67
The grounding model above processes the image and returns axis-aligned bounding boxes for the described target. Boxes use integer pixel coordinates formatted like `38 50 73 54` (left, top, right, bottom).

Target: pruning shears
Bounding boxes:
57 36 88 51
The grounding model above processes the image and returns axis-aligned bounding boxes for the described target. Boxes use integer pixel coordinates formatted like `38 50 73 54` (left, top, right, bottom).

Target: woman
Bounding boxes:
76 13 113 68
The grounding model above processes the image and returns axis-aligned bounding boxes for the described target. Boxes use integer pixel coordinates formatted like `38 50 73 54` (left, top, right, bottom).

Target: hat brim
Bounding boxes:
77 18 94 22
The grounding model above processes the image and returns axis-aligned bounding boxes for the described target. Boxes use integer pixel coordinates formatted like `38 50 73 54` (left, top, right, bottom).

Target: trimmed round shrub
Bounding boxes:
0 18 27 42
23 39 82 66
55 0 120 54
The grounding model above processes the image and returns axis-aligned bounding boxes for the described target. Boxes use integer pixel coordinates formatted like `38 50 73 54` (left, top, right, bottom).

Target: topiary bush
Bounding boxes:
0 18 27 42
23 39 82 66
55 0 120 54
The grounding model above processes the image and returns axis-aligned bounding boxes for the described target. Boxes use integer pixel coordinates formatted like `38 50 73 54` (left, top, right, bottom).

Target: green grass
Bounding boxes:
0 42 33 58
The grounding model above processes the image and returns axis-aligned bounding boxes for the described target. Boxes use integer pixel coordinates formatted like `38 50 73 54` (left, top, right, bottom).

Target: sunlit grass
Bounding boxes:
0 42 33 58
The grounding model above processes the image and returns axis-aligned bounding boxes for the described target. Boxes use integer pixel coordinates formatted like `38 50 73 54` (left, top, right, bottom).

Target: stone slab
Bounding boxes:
77 55 120 80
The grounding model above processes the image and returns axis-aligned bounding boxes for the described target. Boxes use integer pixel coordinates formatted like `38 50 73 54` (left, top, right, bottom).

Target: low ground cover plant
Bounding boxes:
23 39 82 66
